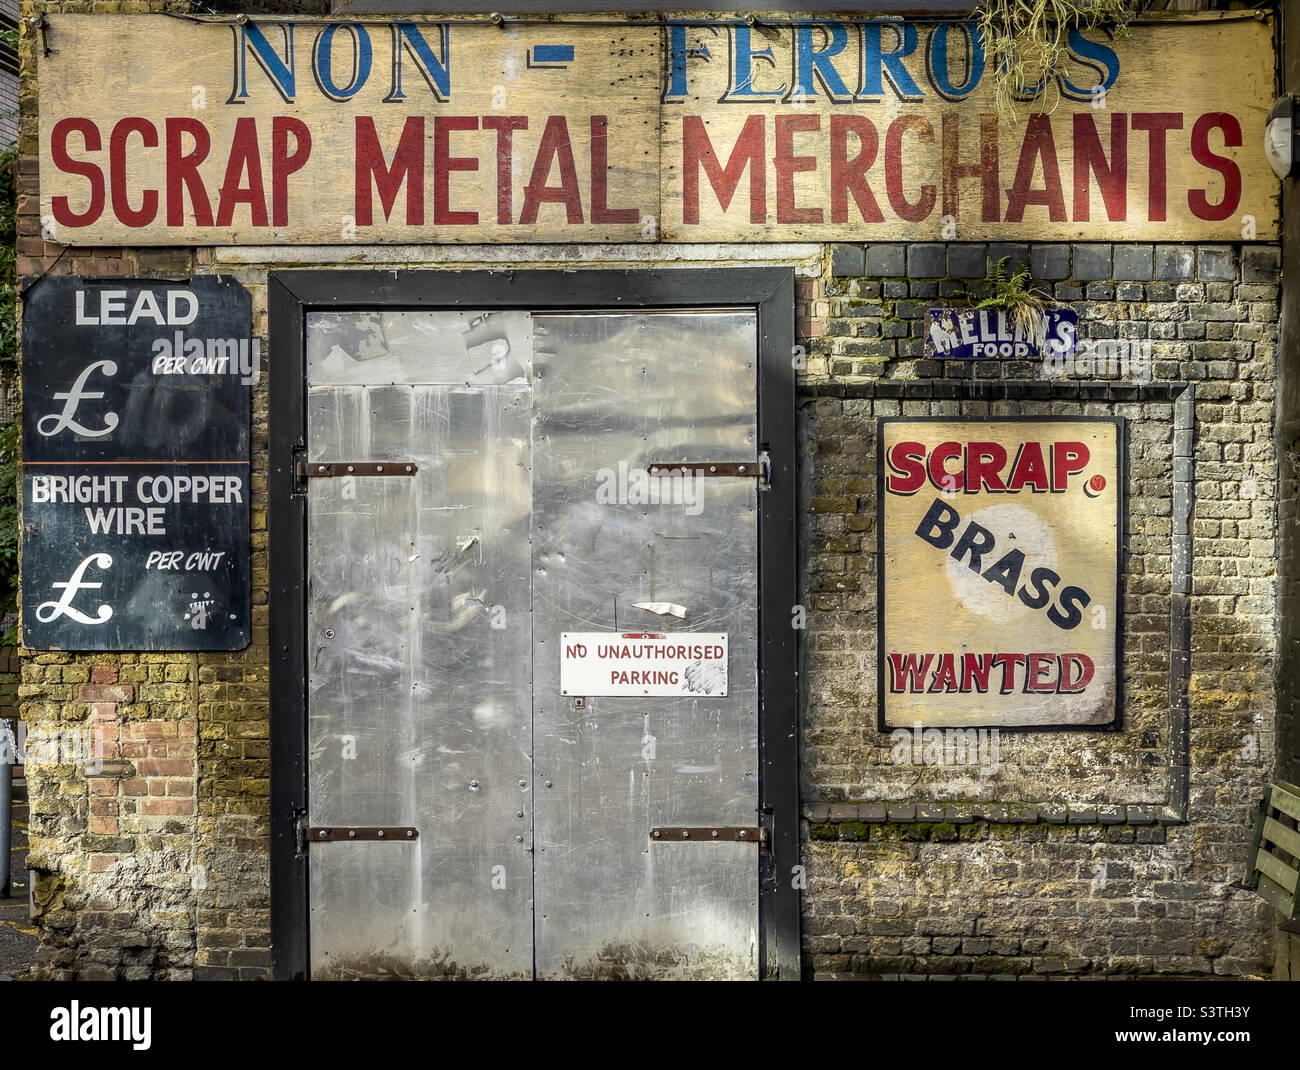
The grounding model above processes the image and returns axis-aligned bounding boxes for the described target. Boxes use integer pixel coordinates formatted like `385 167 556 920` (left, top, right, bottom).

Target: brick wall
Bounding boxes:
0 0 18 145
1 645 19 786
20 238 1281 980
1275 0 1300 983
14 0 316 984
797 241 1280 978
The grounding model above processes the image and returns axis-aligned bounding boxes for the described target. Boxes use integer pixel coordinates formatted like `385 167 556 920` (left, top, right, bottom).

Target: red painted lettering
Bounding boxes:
774 114 821 224
520 116 583 225
885 115 936 222
829 114 882 223
433 115 479 226
271 116 312 228
354 115 425 226
590 115 638 224
1188 112 1242 222
165 117 214 227
1131 112 1182 222
1005 115 1065 222
215 117 268 228
51 118 105 227
482 116 527 224
885 441 926 494
1051 442 1090 489
109 117 158 228
682 114 766 224
941 112 999 223
1072 112 1127 222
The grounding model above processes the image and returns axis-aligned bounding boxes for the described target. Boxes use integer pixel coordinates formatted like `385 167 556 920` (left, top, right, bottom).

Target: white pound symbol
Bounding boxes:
37 360 119 438
36 553 114 625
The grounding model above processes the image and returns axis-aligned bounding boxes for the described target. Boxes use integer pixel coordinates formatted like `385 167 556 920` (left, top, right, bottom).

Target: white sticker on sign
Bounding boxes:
560 632 728 697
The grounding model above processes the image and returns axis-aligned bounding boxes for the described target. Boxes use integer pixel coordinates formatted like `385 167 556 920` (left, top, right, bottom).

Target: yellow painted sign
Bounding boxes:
878 418 1120 729
37 15 1277 245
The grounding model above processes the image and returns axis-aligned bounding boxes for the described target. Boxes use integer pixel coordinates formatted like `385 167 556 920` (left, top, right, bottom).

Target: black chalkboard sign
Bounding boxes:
21 277 252 650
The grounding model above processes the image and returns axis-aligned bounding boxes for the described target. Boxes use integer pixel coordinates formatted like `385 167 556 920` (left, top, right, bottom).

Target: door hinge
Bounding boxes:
650 826 768 844
647 451 771 490
292 454 421 490
303 462 420 479
301 826 419 844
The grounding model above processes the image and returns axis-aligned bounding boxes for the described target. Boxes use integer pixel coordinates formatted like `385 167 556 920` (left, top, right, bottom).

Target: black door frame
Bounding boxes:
268 267 800 980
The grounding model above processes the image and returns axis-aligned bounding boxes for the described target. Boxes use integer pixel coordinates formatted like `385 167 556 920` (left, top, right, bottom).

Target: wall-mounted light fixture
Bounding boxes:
1265 94 1300 180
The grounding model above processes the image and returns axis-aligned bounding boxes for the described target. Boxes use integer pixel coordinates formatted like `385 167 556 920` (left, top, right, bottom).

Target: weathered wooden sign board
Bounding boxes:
877 417 1121 729
36 14 1277 244
21 277 252 650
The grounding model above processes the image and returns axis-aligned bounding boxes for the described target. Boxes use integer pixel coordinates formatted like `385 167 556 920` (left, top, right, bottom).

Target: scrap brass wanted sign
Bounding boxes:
878 418 1121 729
36 14 1276 244
561 632 728 697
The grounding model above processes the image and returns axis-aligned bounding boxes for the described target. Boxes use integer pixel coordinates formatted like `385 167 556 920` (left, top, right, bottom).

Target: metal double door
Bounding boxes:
302 308 761 979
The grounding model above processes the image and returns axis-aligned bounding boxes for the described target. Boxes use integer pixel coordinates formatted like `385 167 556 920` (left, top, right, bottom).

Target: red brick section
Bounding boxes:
77 670 196 832
796 276 824 341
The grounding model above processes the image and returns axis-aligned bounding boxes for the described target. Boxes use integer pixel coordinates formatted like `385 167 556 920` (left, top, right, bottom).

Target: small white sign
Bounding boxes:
561 632 728 697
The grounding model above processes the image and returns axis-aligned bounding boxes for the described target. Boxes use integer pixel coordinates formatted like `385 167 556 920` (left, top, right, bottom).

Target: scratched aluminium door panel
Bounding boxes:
530 312 760 980
304 310 534 979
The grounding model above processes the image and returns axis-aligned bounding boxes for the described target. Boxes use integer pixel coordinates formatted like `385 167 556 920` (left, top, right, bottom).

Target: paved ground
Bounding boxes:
0 790 37 981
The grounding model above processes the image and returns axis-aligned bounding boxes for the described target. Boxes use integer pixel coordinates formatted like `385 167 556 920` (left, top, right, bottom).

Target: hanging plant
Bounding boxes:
975 0 1145 121
972 258 1054 350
